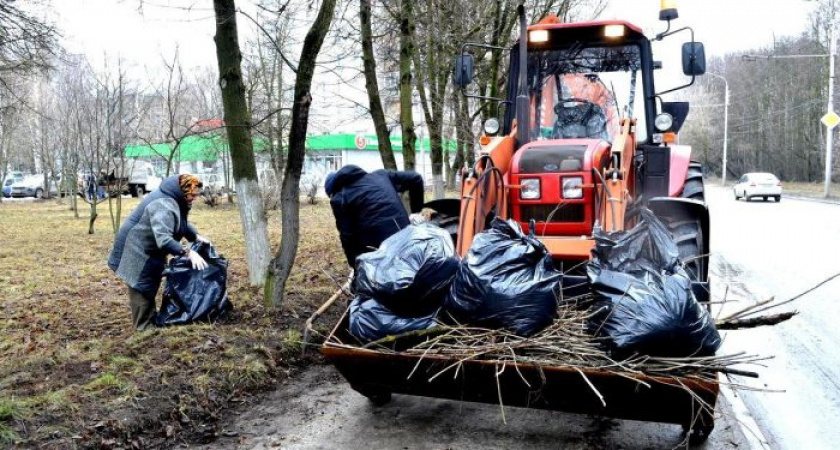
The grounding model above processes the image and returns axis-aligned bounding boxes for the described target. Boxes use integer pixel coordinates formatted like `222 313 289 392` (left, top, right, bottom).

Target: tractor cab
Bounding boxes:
505 20 653 253
453 2 711 301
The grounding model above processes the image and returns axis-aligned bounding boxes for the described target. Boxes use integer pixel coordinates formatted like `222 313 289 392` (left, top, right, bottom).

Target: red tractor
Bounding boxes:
314 2 720 443
453 2 710 304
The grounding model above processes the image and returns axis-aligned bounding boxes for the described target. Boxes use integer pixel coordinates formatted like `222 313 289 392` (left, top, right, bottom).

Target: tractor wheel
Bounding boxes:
667 216 705 285
351 384 392 407
681 162 705 201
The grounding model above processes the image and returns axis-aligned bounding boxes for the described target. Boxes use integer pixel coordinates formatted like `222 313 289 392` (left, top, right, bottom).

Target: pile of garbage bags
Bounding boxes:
349 224 458 342
156 242 232 327
348 219 565 342
348 209 720 359
445 218 563 337
586 208 721 357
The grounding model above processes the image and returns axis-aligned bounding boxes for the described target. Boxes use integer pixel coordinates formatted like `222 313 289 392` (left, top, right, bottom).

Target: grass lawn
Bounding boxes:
0 196 346 448
710 175 840 199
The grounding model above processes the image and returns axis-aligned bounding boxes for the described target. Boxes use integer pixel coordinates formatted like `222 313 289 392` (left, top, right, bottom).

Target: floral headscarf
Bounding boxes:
179 174 203 196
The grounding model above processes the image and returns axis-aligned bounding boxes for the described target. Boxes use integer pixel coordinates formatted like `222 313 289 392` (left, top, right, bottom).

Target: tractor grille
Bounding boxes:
519 145 587 173
520 204 585 223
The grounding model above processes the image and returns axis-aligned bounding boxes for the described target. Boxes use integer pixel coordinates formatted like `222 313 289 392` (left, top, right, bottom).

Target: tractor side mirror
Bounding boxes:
453 54 474 87
682 42 706 76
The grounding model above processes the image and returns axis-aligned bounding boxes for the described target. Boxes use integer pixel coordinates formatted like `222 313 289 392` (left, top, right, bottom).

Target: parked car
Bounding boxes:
9 174 58 199
733 172 782 202
3 172 25 198
3 178 14 198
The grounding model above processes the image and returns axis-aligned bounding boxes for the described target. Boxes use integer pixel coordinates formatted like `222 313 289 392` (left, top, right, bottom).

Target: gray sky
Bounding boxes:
53 0 220 70
49 0 819 131
53 0 817 69
602 0 816 56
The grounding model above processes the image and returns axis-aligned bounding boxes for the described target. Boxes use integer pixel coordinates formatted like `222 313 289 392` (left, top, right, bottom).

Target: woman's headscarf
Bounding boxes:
179 174 203 196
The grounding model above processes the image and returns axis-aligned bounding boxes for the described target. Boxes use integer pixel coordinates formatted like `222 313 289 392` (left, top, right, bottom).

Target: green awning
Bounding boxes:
306 133 456 153
125 133 454 160
125 135 269 162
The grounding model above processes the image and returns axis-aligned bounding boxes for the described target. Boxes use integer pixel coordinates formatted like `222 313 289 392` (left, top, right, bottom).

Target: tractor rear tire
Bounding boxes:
681 162 705 201
674 219 704 282
671 162 709 304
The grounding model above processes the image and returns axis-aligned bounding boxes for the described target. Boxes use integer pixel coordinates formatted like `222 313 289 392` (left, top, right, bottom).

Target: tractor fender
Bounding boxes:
668 145 692 197
648 197 709 259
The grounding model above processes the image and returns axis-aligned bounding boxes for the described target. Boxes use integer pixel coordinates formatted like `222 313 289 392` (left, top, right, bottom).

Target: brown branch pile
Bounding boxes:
365 304 768 382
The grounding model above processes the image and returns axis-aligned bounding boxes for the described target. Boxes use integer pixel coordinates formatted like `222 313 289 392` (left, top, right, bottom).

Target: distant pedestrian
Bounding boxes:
85 172 96 201
108 174 210 330
325 165 424 267
97 170 107 199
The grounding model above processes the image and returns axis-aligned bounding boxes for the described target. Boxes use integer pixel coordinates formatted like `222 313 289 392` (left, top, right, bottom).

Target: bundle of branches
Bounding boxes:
362 303 768 382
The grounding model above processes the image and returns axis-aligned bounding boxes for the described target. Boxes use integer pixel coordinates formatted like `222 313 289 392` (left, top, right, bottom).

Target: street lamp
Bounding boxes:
742 20 837 197
706 72 729 186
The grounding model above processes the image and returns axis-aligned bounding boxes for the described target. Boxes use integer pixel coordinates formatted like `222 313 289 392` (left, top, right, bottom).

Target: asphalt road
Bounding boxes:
708 185 840 450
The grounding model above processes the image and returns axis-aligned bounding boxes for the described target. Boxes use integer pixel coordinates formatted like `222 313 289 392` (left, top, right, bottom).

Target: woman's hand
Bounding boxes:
187 250 208 270
196 234 211 245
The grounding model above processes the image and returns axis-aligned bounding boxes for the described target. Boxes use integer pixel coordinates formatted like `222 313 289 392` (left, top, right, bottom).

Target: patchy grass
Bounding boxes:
777 179 840 199
713 174 840 199
0 197 345 448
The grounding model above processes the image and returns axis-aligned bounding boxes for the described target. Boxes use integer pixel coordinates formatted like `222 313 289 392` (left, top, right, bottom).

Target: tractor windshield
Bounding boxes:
527 44 646 143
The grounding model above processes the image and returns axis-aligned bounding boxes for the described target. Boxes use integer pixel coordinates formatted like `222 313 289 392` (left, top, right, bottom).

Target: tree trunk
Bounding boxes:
399 0 417 172
88 203 97 234
361 0 397 171
213 0 271 286
451 88 469 187
268 0 337 307
275 54 286 177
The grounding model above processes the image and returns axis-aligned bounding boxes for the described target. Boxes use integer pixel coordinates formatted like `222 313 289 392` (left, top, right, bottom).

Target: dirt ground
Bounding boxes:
0 196 346 448
193 363 749 450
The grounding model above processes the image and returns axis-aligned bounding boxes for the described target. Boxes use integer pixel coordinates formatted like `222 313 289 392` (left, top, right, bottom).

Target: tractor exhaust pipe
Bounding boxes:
515 4 530 148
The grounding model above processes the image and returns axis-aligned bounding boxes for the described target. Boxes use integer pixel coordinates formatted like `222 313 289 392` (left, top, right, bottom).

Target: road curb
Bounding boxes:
720 384 771 449
780 194 840 205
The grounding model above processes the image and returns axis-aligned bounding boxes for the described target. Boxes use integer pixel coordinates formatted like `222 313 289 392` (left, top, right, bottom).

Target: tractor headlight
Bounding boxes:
483 118 500 136
562 176 583 199
654 113 674 131
520 178 541 200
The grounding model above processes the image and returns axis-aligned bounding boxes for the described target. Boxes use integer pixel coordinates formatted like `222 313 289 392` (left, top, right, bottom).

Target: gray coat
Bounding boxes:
108 176 198 297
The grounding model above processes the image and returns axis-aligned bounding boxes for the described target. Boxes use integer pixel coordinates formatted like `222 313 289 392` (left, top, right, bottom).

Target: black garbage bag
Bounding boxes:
586 208 721 357
354 224 459 317
445 218 563 337
349 296 439 343
156 242 232 326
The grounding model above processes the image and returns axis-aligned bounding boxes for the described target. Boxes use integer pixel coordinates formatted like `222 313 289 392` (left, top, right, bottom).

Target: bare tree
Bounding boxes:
268 0 338 307
213 0 272 286
0 0 57 89
398 0 418 172
360 0 397 170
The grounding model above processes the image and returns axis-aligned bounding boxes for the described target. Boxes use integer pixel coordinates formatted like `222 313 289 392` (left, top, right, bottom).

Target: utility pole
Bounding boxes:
823 20 836 197
707 72 729 186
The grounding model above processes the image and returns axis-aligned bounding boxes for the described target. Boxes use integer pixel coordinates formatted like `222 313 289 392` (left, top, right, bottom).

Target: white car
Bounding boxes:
733 172 782 202
9 174 58 199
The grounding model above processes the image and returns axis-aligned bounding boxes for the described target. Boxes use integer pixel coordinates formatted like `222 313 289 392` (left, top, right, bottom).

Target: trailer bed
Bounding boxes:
319 308 719 441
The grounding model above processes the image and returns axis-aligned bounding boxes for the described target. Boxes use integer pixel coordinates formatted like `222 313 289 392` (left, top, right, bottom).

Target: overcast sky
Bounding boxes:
53 0 817 69
48 0 819 132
